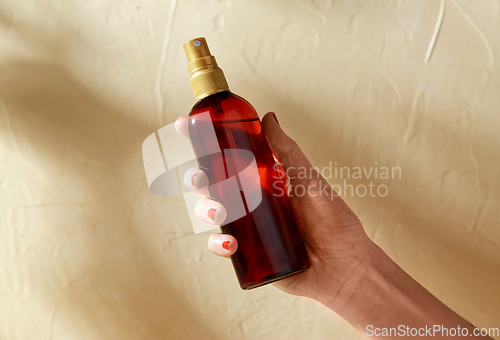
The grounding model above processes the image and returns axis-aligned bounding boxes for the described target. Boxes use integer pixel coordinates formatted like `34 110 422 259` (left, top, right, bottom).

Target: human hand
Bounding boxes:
175 112 489 338
175 112 375 303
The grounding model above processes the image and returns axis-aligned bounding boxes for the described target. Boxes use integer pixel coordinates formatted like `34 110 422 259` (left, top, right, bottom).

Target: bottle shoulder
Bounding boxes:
189 91 259 123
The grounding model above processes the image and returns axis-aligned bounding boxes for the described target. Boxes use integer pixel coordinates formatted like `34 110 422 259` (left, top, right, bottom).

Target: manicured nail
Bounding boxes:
208 234 237 257
272 112 280 125
195 197 227 225
183 167 209 194
207 208 216 221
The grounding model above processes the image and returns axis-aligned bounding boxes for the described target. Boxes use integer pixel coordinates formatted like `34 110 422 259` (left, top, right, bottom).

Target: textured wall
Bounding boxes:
0 0 499 339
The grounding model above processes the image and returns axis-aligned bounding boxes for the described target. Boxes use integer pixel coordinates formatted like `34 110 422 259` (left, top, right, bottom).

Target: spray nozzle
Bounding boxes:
183 37 229 100
183 37 212 63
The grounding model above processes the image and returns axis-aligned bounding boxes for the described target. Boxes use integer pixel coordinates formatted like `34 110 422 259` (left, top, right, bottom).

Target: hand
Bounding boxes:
176 112 375 303
176 112 488 338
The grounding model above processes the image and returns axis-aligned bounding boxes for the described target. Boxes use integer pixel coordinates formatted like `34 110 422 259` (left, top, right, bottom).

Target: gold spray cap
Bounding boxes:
183 37 229 100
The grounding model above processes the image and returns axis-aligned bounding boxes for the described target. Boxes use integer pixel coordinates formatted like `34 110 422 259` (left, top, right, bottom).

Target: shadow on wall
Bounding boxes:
0 63 219 338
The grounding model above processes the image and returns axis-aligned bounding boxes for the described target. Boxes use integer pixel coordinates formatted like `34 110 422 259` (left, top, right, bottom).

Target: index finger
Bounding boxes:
175 116 190 139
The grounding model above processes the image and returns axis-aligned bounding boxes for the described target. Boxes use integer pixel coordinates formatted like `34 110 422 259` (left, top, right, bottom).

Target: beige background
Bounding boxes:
1 0 499 339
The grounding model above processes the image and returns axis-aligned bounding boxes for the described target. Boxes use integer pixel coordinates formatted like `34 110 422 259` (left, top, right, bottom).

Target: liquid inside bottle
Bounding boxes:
188 91 310 289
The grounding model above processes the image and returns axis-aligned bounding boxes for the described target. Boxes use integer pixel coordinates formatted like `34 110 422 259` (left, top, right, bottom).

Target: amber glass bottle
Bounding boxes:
184 38 310 289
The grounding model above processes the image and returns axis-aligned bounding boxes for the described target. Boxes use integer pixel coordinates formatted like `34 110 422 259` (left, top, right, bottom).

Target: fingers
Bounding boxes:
176 115 236 258
208 233 237 257
175 116 190 139
183 167 209 195
194 196 227 225
177 117 227 226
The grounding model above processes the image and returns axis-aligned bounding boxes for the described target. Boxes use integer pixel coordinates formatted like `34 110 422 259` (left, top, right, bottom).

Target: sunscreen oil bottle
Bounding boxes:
184 37 310 289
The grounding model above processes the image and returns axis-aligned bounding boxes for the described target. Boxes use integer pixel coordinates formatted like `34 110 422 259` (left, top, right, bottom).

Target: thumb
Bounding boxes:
261 112 314 184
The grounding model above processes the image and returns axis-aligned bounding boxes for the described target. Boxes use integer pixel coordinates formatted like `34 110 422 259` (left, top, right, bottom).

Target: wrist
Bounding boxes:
316 239 478 336
313 237 381 313
323 242 396 326
314 240 413 333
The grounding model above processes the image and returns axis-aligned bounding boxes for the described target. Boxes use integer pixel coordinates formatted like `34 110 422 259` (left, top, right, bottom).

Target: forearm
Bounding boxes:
319 242 489 339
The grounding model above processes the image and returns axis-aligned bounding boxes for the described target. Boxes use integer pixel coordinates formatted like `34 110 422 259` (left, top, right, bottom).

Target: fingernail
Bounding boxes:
222 241 230 250
195 197 227 225
191 174 198 187
207 208 216 221
272 112 280 126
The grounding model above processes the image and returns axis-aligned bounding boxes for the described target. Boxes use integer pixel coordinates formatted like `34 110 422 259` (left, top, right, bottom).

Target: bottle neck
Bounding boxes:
187 56 229 100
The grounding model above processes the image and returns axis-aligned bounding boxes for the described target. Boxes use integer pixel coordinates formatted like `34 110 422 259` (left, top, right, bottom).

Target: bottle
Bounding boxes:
183 37 310 289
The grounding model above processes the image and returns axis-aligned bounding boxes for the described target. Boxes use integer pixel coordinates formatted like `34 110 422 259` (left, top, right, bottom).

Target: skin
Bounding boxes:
176 112 493 339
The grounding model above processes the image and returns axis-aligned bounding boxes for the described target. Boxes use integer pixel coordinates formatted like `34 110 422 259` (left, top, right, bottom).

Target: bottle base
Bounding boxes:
239 264 310 290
